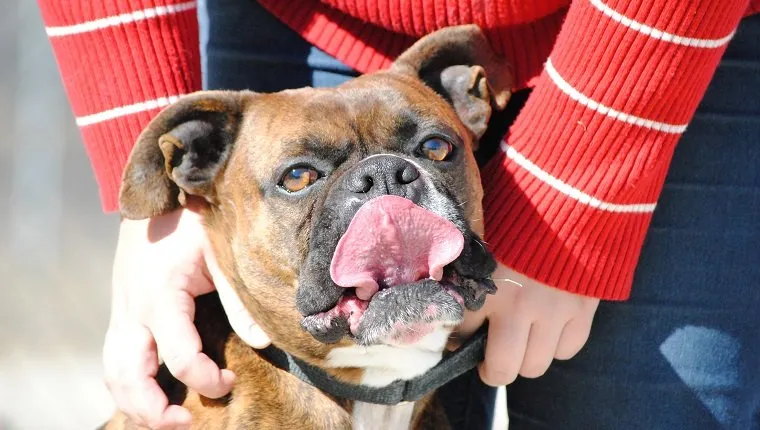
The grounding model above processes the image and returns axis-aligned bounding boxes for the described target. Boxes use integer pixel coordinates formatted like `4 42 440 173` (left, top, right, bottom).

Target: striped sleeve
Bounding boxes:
38 0 201 212
482 0 750 300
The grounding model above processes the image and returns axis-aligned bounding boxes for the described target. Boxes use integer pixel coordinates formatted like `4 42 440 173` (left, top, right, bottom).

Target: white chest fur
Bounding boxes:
326 327 452 430
351 402 416 430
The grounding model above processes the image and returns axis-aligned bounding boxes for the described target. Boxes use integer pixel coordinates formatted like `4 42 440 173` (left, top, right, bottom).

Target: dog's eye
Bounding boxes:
419 138 453 161
280 167 319 193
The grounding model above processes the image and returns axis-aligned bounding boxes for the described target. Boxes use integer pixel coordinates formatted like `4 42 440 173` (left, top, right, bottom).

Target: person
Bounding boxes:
37 0 760 428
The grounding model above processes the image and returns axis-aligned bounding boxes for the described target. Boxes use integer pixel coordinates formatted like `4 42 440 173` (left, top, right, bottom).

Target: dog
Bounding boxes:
109 25 513 430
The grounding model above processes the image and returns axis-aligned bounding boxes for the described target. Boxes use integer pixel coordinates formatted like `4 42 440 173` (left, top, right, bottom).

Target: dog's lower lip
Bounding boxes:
307 267 467 331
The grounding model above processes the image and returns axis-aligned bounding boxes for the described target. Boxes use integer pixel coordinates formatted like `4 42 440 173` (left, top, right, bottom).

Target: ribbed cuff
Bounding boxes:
39 0 202 212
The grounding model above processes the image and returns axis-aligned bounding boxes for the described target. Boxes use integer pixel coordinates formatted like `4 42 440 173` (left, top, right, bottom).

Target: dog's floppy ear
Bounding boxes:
391 25 513 143
119 91 246 220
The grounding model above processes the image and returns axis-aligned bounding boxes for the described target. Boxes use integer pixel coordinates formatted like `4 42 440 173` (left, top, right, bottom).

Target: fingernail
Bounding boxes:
248 325 272 348
169 407 192 428
479 365 513 387
221 369 236 387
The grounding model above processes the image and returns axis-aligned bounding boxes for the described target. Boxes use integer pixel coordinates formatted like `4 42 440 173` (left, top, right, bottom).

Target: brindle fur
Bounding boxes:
109 25 511 429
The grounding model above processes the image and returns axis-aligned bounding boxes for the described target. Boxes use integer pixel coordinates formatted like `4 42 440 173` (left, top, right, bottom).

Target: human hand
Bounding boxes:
103 205 271 429
457 264 599 385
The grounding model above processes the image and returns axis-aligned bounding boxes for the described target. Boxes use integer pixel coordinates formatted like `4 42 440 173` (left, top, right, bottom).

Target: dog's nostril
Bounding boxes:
397 164 420 185
360 176 374 193
347 175 374 193
345 157 421 195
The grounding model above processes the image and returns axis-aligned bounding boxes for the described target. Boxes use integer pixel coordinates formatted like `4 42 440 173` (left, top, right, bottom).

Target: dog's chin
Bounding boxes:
300 264 496 346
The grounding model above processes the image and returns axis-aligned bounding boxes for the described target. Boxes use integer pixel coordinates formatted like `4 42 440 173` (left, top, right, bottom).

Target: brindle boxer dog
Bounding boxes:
109 25 512 430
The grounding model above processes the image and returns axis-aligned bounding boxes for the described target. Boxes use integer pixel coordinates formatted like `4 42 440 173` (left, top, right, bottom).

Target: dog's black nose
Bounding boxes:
344 155 421 196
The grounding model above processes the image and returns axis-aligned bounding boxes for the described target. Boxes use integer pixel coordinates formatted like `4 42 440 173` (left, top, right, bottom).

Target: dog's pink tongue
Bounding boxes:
330 195 464 300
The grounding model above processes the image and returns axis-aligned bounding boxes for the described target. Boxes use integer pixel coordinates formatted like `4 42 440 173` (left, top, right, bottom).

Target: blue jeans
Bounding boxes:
199 2 760 428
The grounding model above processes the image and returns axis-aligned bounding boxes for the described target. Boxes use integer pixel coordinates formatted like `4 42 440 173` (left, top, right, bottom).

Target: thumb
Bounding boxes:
457 308 487 338
205 249 271 349
449 308 487 351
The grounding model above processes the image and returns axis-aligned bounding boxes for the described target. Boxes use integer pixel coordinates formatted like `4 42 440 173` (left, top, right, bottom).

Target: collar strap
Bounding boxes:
258 325 487 405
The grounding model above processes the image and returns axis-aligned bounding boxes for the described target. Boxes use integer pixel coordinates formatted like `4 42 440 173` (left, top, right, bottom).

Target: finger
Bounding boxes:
161 405 195 429
555 317 593 360
220 291 272 349
479 316 530 386
207 251 271 349
105 370 141 429
149 301 236 398
447 308 488 352
454 308 487 339
519 322 563 378
128 376 192 429
103 323 185 428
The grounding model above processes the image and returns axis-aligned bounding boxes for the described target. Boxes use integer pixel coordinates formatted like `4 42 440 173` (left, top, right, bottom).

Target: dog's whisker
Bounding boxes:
492 278 524 287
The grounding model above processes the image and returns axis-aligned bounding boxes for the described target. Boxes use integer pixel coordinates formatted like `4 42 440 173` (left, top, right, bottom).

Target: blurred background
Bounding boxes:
0 1 118 428
0 2 507 429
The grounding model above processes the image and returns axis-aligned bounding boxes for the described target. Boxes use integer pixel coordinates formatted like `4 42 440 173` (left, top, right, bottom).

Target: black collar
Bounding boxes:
257 326 487 405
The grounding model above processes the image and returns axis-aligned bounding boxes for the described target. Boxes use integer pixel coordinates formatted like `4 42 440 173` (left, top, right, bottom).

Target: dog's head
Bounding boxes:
120 25 511 377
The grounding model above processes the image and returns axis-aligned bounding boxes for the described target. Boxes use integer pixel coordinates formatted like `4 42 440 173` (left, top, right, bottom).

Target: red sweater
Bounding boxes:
38 0 758 300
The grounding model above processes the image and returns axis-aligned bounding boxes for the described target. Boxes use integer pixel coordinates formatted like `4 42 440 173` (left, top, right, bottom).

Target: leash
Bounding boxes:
258 325 488 405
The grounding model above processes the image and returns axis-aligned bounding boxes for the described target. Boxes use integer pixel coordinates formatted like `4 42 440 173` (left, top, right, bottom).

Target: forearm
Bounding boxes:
38 0 202 212
483 0 750 299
